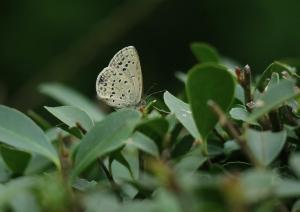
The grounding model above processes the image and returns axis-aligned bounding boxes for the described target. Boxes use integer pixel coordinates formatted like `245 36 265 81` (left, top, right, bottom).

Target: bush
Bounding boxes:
0 43 300 211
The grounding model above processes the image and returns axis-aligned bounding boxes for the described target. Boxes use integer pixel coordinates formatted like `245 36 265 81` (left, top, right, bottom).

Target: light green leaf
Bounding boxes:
229 106 258 125
39 83 104 121
190 42 220 63
44 106 94 131
0 105 60 169
127 132 159 157
71 109 141 180
164 91 201 139
246 129 286 166
256 61 296 92
186 63 235 139
275 179 300 198
248 80 300 122
174 147 207 173
290 154 300 178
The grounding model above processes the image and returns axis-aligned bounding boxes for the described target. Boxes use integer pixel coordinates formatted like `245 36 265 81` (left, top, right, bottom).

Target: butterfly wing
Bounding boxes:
96 67 138 108
108 46 143 105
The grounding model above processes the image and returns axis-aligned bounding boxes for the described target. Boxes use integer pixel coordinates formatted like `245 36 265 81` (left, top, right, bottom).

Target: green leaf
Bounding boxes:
0 145 31 174
0 105 60 169
229 106 258 125
39 83 104 121
241 170 277 203
174 147 207 173
190 42 220 63
290 154 300 178
127 132 159 157
44 106 94 131
275 179 300 198
0 177 36 206
246 129 286 166
71 109 141 180
248 80 300 122
164 91 201 139
256 61 296 92
186 63 235 139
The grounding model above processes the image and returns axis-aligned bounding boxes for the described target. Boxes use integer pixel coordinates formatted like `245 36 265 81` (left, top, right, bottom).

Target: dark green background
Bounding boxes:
1 0 300 110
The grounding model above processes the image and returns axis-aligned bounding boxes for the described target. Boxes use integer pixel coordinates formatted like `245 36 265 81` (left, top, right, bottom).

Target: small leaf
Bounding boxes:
186 63 235 139
127 132 159 157
174 147 207 173
246 129 286 166
0 105 60 169
229 106 258 125
256 61 296 92
71 109 141 180
290 154 300 178
39 83 104 121
248 80 300 122
44 106 94 131
0 145 31 174
190 42 220 63
164 91 201 139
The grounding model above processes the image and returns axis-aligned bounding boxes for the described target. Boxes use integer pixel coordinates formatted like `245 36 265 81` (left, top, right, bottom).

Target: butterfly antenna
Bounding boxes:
152 105 170 114
144 83 157 96
145 89 166 101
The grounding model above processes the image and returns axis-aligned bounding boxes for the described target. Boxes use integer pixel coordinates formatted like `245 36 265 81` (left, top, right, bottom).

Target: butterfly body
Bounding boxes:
96 46 143 109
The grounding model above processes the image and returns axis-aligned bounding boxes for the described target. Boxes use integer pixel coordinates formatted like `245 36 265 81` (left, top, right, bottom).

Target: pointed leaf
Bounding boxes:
248 80 300 122
44 106 94 131
246 129 286 166
164 91 200 139
71 109 140 179
127 132 159 157
39 83 104 121
0 105 60 169
256 61 296 92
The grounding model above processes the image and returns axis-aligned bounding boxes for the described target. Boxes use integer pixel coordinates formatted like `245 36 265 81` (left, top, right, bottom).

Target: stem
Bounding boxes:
207 100 261 168
236 65 253 112
97 159 122 201
268 110 282 132
242 65 253 111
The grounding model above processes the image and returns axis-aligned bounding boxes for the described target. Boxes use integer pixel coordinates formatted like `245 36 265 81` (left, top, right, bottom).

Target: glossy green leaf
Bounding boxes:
164 91 200 139
0 145 31 174
246 129 286 166
127 132 159 157
256 61 296 92
71 109 141 180
248 80 300 122
39 83 104 121
0 105 60 169
190 42 220 63
44 106 94 131
186 63 235 139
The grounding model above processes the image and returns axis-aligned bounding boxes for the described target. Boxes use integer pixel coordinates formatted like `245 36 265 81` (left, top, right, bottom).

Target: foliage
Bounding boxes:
1 43 300 211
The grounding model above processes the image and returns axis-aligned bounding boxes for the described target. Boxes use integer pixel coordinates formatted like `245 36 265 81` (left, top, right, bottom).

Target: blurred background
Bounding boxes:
1 0 300 111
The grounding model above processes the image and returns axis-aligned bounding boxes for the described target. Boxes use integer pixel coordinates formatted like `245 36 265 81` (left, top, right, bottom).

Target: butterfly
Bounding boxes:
96 46 143 109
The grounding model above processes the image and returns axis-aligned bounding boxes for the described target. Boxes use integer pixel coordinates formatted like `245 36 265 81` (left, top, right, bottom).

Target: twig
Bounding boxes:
268 110 282 132
236 65 253 112
97 158 123 201
207 100 261 168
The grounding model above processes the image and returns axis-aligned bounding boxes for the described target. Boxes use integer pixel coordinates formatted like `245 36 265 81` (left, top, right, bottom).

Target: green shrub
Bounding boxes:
1 43 300 212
